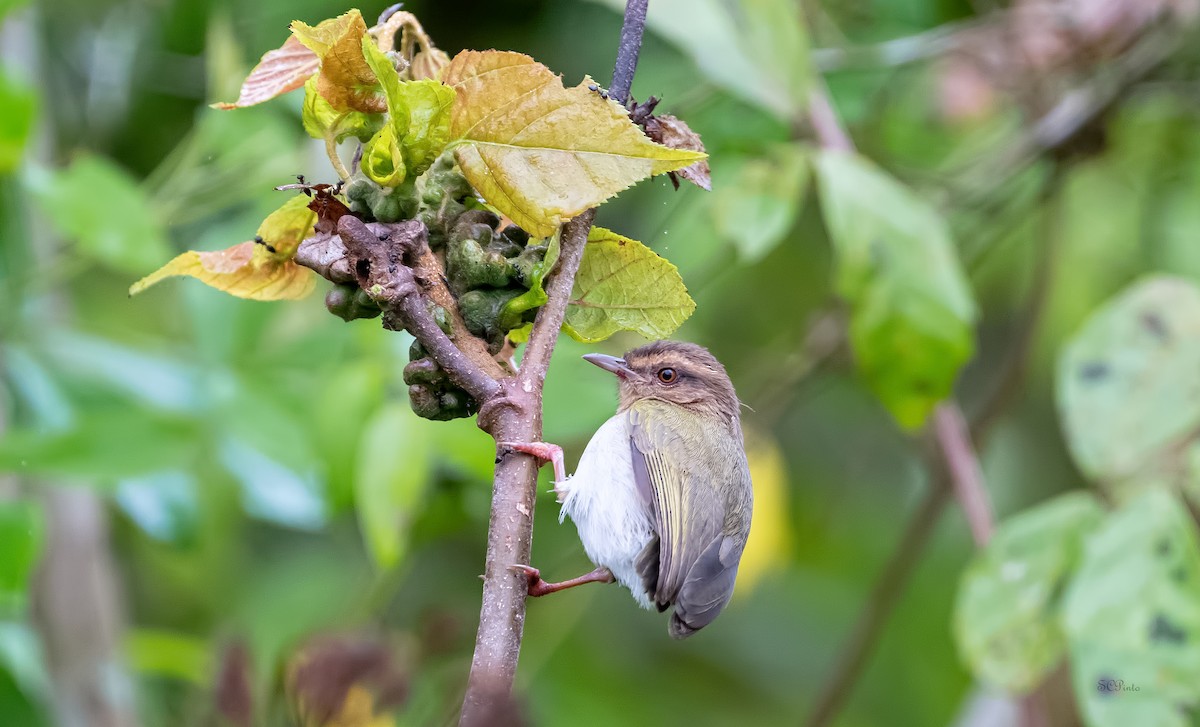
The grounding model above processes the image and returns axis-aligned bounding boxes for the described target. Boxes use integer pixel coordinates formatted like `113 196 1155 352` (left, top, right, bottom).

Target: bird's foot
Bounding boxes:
498 441 567 491
509 564 614 598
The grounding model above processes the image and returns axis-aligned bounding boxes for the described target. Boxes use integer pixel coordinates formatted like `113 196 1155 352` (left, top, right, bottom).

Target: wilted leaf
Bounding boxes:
361 37 454 180
1058 276 1200 497
598 0 812 120
713 144 809 262
564 227 695 342
443 50 706 237
643 114 711 191
815 150 976 430
28 155 171 274
0 72 35 174
355 404 432 570
1062 489 1200 727
291 10 382 113
954 492 1105 693
0 501 44 613
410 48 450 81
130 195 316 300
301 75 383 143
288 636 407 727
212 36 318 109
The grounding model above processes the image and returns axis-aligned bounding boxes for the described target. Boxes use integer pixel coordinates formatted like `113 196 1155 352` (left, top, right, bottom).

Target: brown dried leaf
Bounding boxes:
644 114 711 191
410 48 450 80
212 36 319 110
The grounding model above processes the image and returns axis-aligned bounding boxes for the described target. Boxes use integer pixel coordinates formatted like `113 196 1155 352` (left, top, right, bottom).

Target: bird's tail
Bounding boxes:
668 612 700 639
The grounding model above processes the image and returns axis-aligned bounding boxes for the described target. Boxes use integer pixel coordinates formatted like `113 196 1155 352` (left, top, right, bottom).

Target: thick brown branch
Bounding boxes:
335 215 501 402
458 159 600 727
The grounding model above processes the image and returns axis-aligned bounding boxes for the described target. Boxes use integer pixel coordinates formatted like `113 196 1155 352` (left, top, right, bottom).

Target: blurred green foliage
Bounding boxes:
4 0 1200 725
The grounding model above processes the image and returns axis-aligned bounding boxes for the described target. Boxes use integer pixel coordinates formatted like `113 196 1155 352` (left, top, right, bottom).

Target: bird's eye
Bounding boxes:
657 368 677 384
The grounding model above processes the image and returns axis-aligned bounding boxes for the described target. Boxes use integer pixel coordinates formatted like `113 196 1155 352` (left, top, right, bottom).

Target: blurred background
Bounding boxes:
3 0 1200 725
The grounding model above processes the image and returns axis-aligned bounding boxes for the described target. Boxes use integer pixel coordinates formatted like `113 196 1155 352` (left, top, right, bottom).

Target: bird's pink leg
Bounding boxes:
509 564 614 597
499 441 568 502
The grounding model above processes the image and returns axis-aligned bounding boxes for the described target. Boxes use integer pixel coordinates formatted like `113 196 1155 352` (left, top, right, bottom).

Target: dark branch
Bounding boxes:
608 0 648 104
335 215 501 402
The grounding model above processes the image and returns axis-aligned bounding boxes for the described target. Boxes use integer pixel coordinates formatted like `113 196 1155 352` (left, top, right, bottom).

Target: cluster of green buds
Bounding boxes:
340 154 550 420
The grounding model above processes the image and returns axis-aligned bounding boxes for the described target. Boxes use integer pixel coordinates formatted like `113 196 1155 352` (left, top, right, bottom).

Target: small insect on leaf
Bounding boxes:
275 177 352 234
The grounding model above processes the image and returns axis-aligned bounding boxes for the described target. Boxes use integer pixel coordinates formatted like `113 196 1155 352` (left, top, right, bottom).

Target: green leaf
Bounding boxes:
361 123 406 188
713 144 809 262
361 37 454 180
954 492 1105 693
597 0 812 120
815 150 977 430
563 227 695 342
0 72 35 174
28 155 171 275
300 75 382 144
442 51 705 237
355 404 432 570
0 501 44 614
499 234 558 332
1058 276 1200 499
1062 490 1200 727
125 629 211 686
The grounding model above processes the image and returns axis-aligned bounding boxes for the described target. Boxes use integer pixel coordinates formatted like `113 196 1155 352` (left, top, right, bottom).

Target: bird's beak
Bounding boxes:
583 353 636 379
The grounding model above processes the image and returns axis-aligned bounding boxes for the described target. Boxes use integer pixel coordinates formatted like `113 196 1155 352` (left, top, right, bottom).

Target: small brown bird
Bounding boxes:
505 340 753 638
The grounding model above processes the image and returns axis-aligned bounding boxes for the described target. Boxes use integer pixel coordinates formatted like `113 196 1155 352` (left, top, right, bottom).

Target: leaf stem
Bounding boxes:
325 114 353 182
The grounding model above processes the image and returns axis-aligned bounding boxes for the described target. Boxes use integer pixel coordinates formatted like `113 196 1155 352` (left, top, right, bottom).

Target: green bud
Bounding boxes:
403 357 445 386
325 284 382 321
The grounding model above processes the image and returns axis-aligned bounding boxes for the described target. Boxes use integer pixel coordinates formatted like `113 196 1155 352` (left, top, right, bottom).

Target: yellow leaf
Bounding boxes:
129 196 317 300
257 194 318 257
291 10 383 113
736 430 792 594
128 243 315 301
211 36 319 109
442 50 706 237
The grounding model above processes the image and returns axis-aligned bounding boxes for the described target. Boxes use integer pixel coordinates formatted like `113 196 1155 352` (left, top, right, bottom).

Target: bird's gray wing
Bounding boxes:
627 400 729 621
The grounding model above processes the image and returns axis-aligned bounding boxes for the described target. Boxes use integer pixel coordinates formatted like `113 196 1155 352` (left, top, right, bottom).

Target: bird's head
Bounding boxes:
584 340 741 423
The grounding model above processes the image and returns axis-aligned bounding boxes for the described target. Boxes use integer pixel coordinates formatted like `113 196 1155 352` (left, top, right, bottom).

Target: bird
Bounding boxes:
502 340 753 639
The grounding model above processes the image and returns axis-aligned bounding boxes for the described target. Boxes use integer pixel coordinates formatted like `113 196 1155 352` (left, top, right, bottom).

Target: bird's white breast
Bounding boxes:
559 412 655 608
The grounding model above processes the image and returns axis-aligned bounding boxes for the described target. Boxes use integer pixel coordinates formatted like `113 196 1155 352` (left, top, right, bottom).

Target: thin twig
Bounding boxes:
609 0 648 104
932 402 994 547
803 478 952 727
